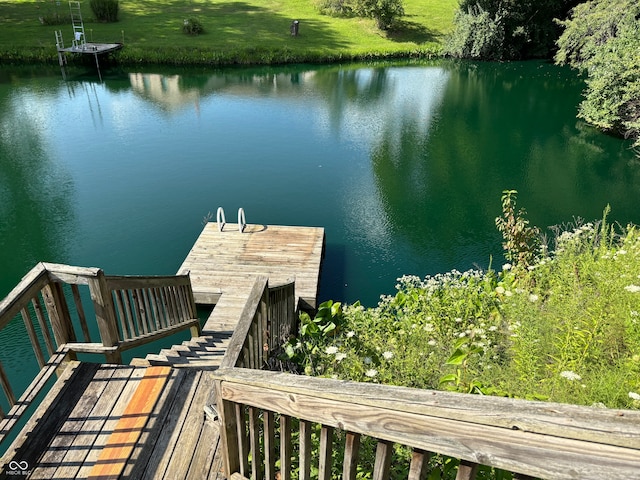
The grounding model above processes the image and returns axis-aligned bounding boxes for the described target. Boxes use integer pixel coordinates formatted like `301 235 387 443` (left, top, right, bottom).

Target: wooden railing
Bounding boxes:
267 279 296 352
220 277 298 370
213 368 640 480
0 262 202 446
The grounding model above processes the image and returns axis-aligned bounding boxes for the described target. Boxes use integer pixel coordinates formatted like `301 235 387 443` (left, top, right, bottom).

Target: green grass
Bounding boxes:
0 0 457 65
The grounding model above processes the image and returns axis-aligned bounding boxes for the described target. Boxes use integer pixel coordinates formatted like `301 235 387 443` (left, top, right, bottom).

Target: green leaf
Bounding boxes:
446 348 467 365
439 373 457 384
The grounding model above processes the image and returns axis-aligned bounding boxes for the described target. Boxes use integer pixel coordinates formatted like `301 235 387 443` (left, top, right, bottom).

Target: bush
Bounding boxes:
182 17 204 36
90 0 119 22
315 0 354 17
352 0 405 30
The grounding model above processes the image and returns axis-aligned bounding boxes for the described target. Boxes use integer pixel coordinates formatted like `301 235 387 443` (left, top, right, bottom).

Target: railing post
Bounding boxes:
88 269 121 364
216 380 241 478
42 282 76 346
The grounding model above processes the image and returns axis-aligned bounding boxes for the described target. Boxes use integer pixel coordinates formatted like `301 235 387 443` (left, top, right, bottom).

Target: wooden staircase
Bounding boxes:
138 332 232 368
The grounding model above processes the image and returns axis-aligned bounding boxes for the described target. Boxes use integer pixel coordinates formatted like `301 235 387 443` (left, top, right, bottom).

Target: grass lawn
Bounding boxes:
0 0 457 65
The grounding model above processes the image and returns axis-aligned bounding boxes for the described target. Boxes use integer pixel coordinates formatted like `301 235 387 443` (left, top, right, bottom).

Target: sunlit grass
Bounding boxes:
0 0 457 64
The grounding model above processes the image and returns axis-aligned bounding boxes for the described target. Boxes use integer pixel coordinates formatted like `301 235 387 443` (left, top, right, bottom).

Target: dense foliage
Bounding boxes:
283 197 640 410
555 0 640 154
444 0 581 60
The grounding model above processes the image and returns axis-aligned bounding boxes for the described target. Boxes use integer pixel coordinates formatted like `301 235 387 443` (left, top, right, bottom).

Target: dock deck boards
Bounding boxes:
57 42 123 55
1 362 225 479
178 222 325 310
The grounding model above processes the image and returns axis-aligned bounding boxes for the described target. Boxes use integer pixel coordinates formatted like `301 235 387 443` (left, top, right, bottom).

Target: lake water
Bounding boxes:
1 60 639 359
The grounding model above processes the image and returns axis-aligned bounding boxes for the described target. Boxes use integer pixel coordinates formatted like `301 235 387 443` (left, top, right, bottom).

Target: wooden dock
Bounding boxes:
178 222 325 311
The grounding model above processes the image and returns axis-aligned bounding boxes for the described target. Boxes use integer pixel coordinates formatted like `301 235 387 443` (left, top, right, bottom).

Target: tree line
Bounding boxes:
444 0 640 156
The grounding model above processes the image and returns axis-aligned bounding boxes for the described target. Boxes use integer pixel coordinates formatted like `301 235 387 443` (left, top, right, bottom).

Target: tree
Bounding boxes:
445 0 581 60
555 0 640 154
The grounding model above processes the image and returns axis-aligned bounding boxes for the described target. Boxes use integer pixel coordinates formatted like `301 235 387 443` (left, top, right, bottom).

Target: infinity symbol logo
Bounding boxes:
8 460 29 471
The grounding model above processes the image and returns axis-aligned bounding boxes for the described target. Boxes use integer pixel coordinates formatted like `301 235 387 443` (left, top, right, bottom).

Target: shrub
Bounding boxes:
315 0 353 17
351 0 405 30
90 0 119 22
182 17 204 36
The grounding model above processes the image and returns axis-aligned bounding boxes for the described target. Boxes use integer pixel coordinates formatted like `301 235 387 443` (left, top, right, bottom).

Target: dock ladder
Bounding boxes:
69 1 86 49
55 30 67 65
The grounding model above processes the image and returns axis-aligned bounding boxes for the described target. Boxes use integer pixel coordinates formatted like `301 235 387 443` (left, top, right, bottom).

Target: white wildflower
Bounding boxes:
424 323 434 332
629 392 640 401
365 369 378 377
502 263 512 271
624 285 640 293
495 286 505 294
560 370 582 381
364 356 372 365
325 346 338 355
505 290 513 297
346 331 355 338
428 339 437 346
529 294 539 302
488 325 498 332
335 352 347 361
382 351 393 360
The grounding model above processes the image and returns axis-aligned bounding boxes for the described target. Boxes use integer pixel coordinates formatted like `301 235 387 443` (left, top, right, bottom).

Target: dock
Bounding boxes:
178 222 325 311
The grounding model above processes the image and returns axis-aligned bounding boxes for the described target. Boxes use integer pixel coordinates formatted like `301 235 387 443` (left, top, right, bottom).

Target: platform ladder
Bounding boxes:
69 1 86 49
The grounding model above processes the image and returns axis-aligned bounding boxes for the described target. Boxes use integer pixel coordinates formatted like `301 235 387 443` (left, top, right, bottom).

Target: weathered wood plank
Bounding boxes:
299 420 312 480
75 367 147 479
71 283 92 342
319 425 334 480
279 414 292 480
163 371 218 479
21 307 46 369
264 411 276 480
0 348 72 446
126 368 190 479
86 366 171 479
248 406 262 480
408 449 431 480
32 296 55 357
373 440 393 480
52 365 136 479
214 370 640 480
236 403 250 477
29 365 118 479
0 361 99 473
0 263 49 329
219 276 269 369
212 368 640 449
343 432 361 480
456 459 479 480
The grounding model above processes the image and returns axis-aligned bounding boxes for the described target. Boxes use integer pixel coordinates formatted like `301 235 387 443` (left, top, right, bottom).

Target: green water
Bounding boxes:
0 60 639 398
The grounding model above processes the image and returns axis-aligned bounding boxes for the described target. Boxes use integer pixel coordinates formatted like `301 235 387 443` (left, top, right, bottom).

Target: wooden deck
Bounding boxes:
178 222 325 311
1 362 225 479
